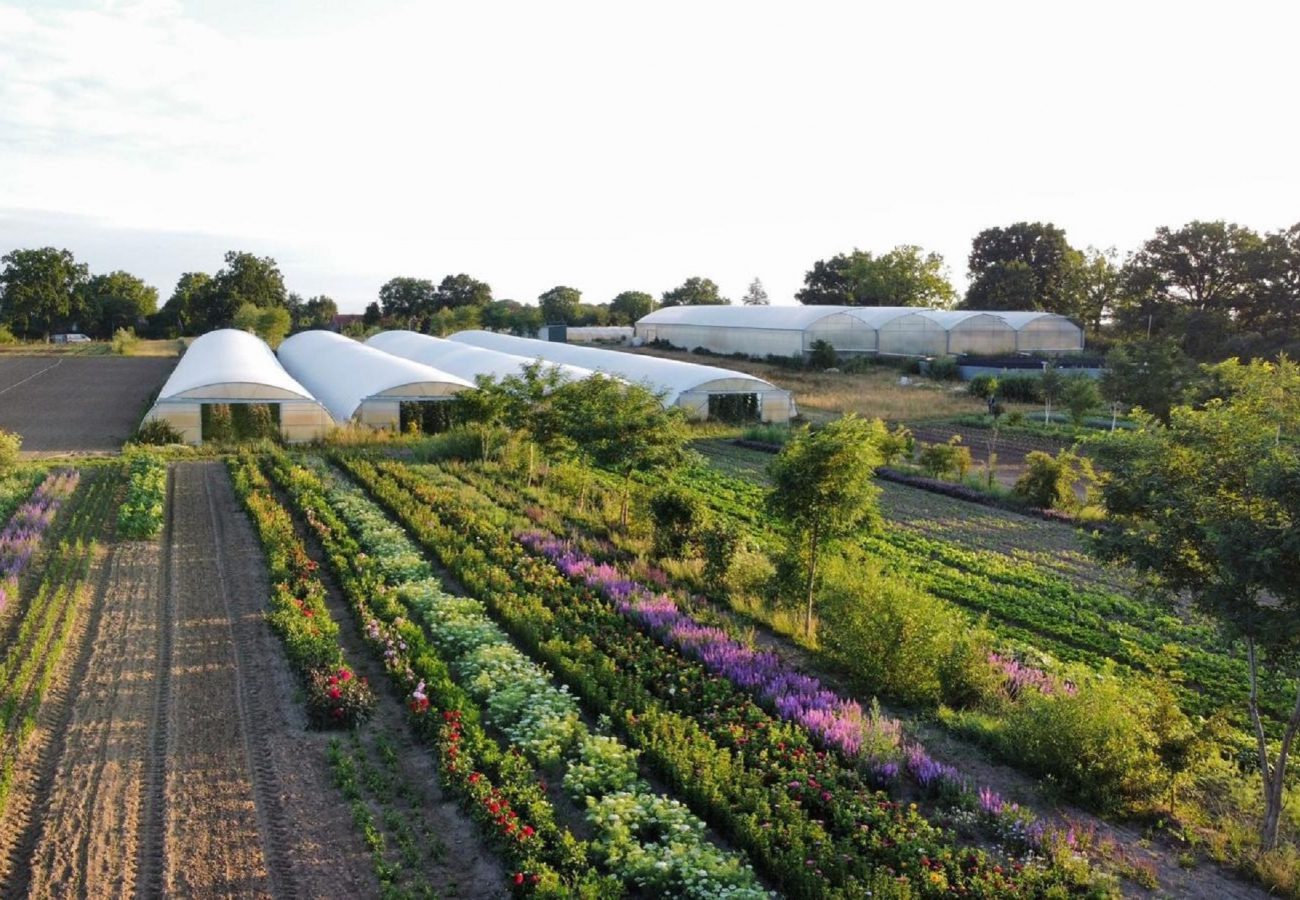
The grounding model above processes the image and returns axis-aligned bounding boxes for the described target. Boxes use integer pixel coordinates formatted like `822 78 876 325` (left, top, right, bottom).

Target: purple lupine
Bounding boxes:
989 652 1078 698
0 470 80 613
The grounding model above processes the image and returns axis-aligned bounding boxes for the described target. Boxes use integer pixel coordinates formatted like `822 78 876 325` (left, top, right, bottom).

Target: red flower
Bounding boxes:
514 873 524 885
329 687 342 700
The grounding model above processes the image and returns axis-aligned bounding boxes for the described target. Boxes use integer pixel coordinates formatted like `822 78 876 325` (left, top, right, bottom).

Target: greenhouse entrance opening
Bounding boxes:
399 400 457 434
708 393 761 423
200 403 281 442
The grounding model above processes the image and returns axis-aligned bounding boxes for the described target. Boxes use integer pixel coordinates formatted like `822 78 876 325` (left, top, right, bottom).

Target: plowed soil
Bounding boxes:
0 357 175 456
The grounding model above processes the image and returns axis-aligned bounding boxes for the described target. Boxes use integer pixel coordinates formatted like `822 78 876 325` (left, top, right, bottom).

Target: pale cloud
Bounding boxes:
0 0 1297 312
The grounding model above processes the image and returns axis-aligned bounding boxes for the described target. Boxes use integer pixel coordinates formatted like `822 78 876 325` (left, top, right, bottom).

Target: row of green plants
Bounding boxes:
345 455 1117 898
116 448 168 538
260 450 616 897
300 457 768 898
0 469 113 819
227 453 375 727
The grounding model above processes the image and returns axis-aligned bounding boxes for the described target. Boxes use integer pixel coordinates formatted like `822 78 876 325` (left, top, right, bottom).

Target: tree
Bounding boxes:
1090 357 1300 850
741 278 770 306
1061 374 1100 425
964 222 1079 313
362 301 382 327
156 271 212 336
199 251 287 331
609 291 654 325
379 277 437 326
541 375 688 527
538 285 582 325
295 295 338 331
0 247 89 340
1063 246 1123 333
766 415 884 636
257 306 292 348
660 277 728 307
433 274 492 311
83 270 158 339
1100 339 1197 423
797 247 956 307
1039 362 1064 424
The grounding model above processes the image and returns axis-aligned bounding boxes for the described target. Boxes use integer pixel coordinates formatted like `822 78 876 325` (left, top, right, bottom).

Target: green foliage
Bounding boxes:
538 285 583 325
964 222 1078 314
111 327 138 355
875 424 914 465
0 247 89 340
155 271 212 336
0 326 14 344
608 290 654 325
1014 449 1089 510
648 487 702 558
1100 339 1196 422
0 429 20 472
1000 672 1163 813
202 403 235 443
967 374 998 399
659 276 728 307
117 450 167 539
698 519 740 595
807 339 838 369
83 270 158 339
819 554 999 708
918 435 970 481
797 245 956 308
706 393 759 423
767 415 884 634
928 355 959 381
1061 375 1100 424
740 277 769 306
135 418 185 446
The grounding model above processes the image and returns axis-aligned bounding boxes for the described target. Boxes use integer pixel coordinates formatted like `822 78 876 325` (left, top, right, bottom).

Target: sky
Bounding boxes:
1 0 1297 314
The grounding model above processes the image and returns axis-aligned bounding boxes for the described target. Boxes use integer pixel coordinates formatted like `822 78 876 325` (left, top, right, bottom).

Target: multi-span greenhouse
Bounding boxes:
633 305 1083 358
449 330 795 422
366 330 597 387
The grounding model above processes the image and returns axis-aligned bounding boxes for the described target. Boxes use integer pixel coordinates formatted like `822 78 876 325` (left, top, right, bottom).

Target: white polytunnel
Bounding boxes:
366 330 597 387
143 328 333 444
449 330 796 423
922 311 1018 356
993 311 1086 353
278 330 474 429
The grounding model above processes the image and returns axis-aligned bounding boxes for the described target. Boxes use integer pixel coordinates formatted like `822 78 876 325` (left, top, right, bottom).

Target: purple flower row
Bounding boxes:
989 652 1077 699
0 470 80 612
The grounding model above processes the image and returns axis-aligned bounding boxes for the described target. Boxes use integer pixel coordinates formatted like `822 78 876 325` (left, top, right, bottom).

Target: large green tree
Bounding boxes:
1099 339 1197 423
83 270 158 338
433 274 492 310
155 271 212 336
201 251 287 330
1091 357 1300 849
609 290 654 324
798 246 956 308
293 295 338 331
963 222 1079 313
0 247 89 340
660 277 728 307
379 277 437 325
767 415 884 636
538 285 582 325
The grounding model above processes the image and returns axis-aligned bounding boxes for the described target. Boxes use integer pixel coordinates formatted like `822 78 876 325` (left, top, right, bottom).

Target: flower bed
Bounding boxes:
0 469 80 613
345 456 1114 898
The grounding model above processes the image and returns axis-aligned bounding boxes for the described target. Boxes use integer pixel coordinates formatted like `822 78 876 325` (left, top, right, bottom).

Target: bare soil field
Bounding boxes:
0 357 175 455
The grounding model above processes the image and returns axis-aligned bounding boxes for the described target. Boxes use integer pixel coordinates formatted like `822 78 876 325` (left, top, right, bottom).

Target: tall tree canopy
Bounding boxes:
1091 357 1300 850
609 290 654 324
203 251 287 329
155 271 212 336
963 222 1079 313
433 274 492 310
741 278 770 306
660 277 728 307
83 270 157 338
0 247 89 339
293 295 338 332
538 285 582 325
796 246 955 308
379 277 437 325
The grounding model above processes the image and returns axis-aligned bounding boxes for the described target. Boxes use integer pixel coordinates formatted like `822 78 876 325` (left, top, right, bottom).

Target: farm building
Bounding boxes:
366 330 597 386
278 330 473 430
142 328 332 444
633 306 1083 358
449 330 795 422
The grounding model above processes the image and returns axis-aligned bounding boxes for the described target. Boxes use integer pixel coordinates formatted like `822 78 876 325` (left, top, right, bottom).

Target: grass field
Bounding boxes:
0 339 183 357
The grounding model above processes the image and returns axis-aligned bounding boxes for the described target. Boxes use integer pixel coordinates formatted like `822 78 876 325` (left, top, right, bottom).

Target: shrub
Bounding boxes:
928 356 960 381
1061 374 1101 424
1014 450 1086 510
918 435 968 480
808 339 838 370
0 429 21 472
698 519 740 595
0 326 16 345
998 373 1044 403
1000 672 1163 812
648 487 702 558
111 327 138 355
967 374 998 399
135 418 185 446
305 664 376 729
202 403 235 443
875 424 914 466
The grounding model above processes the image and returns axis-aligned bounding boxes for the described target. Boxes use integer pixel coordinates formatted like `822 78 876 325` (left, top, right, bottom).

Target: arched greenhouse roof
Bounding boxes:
448 330 783 406
636 305 866 330
155 328 319 402
366 330 596 386
278 330 473 423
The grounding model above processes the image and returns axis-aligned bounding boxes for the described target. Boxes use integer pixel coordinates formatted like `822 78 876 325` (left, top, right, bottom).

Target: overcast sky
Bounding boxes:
1 0 1297 313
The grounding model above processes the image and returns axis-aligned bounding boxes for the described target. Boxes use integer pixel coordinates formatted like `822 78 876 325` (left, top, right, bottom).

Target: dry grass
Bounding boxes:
621 346 992 423
0 338 183 357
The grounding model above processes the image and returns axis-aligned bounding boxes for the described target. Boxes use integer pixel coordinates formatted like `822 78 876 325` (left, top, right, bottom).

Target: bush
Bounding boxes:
0 326 16 345
0 428 21 472
998 373 1043 403
875 424 914 466
928 356 960 381
305 664 376 729
1061 375 1101 424
967 374 998 399
649 487 703 558
698 519 740 594
808 339 838 370
135 418 186 446
918 435 970 480
819 555 997 708
1014 450 1087 510
1000 672 1163 812
111 327 138 355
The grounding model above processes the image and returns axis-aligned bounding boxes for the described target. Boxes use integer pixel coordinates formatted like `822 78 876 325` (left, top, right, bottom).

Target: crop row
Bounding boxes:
298 456 768 898
260 450 614 897
117 450 167 539
0 470 81 612
0 468 112 817
346 456 1112 898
